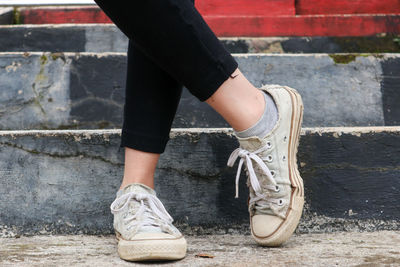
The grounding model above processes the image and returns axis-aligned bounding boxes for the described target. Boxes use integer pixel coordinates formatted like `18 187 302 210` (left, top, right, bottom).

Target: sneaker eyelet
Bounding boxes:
275 185 280 192
278 199 284 206
266 141 272 148
266 155 273 162
283 136 287 142
282 155 286 161
270 170 276 177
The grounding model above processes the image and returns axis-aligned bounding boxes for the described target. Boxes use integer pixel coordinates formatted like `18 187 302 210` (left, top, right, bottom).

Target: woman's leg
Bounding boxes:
94 0 238 101
94 0 269 133
110 40 187 262
119 40 183 190
97 0 302 254
96 0 269 191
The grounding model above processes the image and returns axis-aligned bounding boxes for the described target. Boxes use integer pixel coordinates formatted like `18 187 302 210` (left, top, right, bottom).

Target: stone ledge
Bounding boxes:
0 127 399 235
1 24 399 53
1 52 398 129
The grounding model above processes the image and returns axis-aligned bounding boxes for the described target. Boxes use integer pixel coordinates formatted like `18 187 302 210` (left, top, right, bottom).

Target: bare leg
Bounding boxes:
120 148 159 189
120 67 265 190
205 68 265 131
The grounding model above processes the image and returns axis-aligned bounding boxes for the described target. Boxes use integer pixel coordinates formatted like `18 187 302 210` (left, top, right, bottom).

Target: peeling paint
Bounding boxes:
5 61 21 72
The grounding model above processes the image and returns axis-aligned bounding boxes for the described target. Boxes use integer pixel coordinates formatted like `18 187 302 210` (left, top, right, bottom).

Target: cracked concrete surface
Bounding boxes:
1 231 400 266
0 128 399 235
0 52 392 130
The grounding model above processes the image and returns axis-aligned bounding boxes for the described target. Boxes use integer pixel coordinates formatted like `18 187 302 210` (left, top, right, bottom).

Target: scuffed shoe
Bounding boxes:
110 183 187 261
227 84 304 246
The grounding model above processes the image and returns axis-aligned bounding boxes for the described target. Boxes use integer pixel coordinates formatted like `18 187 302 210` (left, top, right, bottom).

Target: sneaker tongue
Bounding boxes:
119 183 164 234
119 183 156 197
238 137 265 151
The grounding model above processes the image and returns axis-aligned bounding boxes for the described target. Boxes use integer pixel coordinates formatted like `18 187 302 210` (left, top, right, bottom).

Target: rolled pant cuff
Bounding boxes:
120 129 169 154
195 56 239 102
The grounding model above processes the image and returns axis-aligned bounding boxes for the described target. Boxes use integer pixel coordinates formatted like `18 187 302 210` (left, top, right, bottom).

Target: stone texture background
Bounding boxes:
0 128 399 235
1 52 397 130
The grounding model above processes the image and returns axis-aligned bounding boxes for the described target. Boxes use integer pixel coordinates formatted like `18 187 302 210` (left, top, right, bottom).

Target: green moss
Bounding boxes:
97 121 110 129
31 54 50 115
329 54 357 64
358 53 384 59
56 123 81 130
330 53 386 64
374 54 385 59
35 55 48 83
50 52 66 63
40 54 48 65
36 123 82 130
332 35 400 53
12 7 21 24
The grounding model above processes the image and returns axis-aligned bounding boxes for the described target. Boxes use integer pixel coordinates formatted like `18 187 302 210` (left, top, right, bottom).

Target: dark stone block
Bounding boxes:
381 58 400 125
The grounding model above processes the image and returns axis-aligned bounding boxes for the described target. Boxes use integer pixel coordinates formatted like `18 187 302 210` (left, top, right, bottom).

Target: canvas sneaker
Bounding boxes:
110 183 187 261
227 84 304 246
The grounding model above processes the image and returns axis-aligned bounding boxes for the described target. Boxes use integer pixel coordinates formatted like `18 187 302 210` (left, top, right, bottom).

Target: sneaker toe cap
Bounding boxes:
131 232 183 240
251 214 283 237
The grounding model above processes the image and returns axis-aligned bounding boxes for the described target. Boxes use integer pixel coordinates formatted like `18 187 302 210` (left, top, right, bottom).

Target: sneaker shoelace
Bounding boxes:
227 142 284 216
110 192 174 233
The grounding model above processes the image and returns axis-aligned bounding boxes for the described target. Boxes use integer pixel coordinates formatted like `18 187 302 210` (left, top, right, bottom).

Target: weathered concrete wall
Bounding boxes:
0 52 71 129
1 25 400 53
1 52 397 130
0 127 399 235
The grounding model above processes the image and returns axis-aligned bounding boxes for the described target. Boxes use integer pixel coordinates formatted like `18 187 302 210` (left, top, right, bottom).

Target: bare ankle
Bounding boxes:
120 178 154 190
206 68 266 131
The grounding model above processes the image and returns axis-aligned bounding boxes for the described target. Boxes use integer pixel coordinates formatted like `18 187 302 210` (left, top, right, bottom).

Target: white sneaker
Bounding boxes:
227 84 304 246
110 183 187 261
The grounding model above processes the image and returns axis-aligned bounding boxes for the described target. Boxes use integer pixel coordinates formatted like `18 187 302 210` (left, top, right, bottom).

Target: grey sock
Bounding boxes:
234 91 278 138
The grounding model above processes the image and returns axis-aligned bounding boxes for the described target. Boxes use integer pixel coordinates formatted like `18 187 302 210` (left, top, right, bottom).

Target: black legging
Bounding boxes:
94 0 238 153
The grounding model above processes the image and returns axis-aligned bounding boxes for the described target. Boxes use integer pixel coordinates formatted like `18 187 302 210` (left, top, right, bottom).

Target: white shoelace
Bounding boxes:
110 192 174 232
227 142 282 208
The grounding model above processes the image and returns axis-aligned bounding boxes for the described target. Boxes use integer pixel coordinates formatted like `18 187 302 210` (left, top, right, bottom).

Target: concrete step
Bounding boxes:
1 52 399 130
4 5 400 36
0 127 399 236
1 25 400 53
1 232 400 266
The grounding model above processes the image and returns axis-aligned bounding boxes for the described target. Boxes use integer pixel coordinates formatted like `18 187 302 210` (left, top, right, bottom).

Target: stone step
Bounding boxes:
1 52 399 130
0 127 399 236
1 25 400 53
1 232 400 266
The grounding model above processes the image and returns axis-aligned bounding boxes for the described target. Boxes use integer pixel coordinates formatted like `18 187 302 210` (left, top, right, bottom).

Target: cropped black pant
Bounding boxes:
94 0 238 153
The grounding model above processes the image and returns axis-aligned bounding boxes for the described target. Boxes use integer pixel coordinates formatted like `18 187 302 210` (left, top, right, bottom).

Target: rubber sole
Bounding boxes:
116 232 187 261
251 85 305 247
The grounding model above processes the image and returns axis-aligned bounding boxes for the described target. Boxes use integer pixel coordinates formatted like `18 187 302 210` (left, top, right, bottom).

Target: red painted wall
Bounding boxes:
296 0 400 15
14 1 400 36
196 0 295 16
